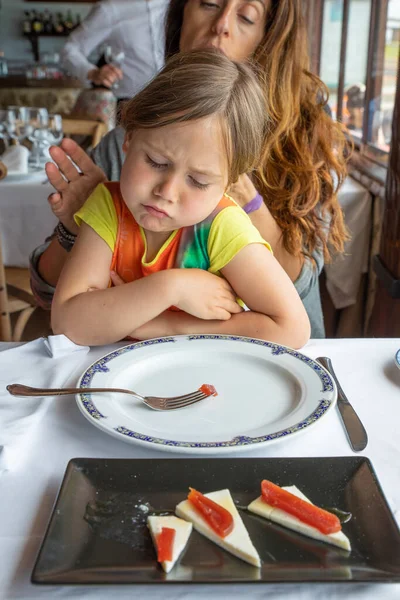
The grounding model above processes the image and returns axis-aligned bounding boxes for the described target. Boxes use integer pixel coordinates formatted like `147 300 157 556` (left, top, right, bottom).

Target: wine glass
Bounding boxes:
0 121 9 152
103 45 125 90
48 113 63 146
7 106 34 145
27 107 50 169
4 107 18 142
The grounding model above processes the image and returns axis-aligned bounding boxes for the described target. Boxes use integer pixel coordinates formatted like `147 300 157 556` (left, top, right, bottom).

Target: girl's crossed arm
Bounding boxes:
51 223 242 346
128 244 311 349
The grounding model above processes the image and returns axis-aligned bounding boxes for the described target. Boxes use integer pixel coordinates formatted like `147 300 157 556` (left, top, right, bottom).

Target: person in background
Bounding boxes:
51 51 310 348
60 0 168 102
31 0 350 339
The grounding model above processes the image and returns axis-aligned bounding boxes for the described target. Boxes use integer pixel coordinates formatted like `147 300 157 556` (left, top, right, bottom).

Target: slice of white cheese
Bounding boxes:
175 489 261 567
147 515 193 573
247 485 351 551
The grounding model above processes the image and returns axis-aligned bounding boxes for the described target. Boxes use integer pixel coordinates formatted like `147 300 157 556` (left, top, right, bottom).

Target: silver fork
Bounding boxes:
6 383 213 411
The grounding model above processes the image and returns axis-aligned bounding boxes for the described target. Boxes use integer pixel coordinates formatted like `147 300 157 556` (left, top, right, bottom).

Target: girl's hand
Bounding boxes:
173 269 242 320
111 269 242 321
45 138 106 233
110 270 125 287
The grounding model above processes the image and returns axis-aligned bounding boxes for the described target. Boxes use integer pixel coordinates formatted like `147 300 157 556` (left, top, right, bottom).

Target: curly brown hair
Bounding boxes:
165 0 351 262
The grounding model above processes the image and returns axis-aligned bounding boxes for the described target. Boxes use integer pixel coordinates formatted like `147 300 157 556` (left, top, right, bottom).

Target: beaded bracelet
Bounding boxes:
55 221 77 252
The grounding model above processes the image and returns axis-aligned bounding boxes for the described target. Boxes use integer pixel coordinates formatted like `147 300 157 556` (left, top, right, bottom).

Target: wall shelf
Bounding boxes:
23 32 71 62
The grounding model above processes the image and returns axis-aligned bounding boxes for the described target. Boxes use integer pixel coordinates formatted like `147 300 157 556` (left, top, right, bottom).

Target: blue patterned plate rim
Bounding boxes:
396 349 400 370
76 335 337 452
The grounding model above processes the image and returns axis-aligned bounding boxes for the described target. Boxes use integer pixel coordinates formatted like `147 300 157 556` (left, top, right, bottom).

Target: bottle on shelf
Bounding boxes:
23 11 32 34
64 9 74 32
54 13 65 34
74 14 82 30
45 13 55 34
32 11 43 34
42 9 52 34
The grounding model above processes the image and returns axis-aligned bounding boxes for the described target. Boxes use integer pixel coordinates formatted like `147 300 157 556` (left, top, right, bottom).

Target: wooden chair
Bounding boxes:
0 236 37 342
61 117 108 149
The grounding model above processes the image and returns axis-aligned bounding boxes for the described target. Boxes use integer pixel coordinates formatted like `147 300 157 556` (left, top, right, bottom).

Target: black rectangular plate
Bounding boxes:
32 457 400 584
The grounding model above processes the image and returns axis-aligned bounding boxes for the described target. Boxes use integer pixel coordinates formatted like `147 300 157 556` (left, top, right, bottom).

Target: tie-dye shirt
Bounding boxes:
75 182 271 284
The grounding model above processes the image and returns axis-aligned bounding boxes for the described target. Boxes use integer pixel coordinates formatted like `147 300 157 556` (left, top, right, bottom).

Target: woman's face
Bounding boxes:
180 0 270 62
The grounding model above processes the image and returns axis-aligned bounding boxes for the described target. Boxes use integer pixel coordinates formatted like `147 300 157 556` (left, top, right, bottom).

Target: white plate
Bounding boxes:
396 349 400 370
76 335 337 454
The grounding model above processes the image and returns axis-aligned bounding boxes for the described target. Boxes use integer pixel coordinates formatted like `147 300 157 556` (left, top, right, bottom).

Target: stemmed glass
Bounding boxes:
8 106 34 145
27 107 50 169
47 113 63 146
0 121 9 152
4 107 19 143
103 45 125 90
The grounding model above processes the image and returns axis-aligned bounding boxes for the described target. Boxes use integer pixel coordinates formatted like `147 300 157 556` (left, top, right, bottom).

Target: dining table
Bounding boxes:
0 170 57 268
1 335 400 599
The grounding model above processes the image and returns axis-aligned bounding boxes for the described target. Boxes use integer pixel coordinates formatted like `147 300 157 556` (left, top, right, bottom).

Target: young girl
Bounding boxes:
52 51 310 348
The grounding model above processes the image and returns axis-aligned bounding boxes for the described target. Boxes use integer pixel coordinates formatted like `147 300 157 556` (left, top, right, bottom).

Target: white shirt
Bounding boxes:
61 0 168 99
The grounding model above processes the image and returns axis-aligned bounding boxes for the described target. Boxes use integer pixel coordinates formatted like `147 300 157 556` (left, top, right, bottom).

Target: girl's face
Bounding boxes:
120 117 229 238
179 0 269 62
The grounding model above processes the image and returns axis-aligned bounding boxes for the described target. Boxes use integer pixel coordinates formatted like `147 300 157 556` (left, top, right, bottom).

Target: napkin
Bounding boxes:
0 336 89 474
44 334 90 358
0 144 29 176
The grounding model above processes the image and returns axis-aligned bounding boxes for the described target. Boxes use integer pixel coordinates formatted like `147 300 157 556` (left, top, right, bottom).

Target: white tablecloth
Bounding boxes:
325 177 372 309
1 337 400 599
0 172 57 268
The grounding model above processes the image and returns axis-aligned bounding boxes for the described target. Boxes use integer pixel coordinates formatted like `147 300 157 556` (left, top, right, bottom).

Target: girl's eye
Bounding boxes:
146 155 167 169
190 176 210 190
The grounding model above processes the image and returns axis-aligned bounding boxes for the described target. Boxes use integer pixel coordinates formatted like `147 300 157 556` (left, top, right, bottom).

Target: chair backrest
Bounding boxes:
0 231 37 341
0 232 12 340
62 118 108 149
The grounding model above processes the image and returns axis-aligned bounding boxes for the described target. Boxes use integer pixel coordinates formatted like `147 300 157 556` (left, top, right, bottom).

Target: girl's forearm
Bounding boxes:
132 310 309 350
51 270 179 346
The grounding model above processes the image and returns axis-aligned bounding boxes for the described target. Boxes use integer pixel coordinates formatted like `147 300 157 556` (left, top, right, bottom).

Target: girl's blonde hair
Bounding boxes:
165 0 350 262
120 50 267 186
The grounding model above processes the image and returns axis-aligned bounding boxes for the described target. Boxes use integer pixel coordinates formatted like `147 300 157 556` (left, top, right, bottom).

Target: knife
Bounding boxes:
316 356 368 452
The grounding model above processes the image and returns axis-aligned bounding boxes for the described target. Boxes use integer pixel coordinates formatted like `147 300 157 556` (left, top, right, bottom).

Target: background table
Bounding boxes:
1 337 400 599
325 176 372 310
0 172 57 268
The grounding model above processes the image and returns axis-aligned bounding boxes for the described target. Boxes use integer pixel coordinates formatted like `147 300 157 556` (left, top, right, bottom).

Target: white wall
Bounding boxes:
0 0 92 64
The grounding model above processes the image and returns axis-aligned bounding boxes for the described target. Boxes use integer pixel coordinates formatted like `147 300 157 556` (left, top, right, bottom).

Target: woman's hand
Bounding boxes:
227 173 258 208
88 65 123 88
45 138 106 233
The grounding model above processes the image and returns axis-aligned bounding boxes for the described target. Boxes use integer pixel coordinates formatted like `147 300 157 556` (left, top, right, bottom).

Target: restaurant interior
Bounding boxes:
0 0 399 342
1 1 400 597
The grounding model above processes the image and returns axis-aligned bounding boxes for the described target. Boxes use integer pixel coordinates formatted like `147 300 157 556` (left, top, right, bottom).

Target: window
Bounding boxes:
316 0 399 163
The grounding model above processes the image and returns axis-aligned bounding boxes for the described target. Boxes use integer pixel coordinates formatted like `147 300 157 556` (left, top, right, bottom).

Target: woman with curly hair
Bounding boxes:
31 0 349 338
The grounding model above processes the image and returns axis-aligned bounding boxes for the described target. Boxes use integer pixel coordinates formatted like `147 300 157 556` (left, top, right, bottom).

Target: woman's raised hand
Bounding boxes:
45 138 106 233
227 173 258 208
